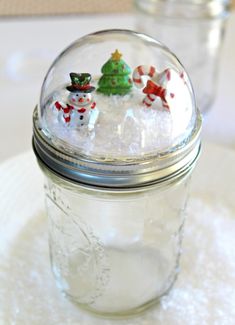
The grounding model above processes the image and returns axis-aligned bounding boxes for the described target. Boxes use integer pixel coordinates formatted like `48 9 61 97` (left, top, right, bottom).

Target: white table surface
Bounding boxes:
0 13 235 162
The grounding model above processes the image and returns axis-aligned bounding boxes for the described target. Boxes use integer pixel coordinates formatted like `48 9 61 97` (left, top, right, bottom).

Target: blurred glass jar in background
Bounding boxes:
134 0 231 113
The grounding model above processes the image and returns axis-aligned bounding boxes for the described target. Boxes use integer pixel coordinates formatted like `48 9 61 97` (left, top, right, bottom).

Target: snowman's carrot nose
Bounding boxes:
78 97 84 103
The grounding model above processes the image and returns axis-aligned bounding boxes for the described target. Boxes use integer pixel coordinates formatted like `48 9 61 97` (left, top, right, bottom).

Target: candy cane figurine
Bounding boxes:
133 65 174 110
54 101 73 124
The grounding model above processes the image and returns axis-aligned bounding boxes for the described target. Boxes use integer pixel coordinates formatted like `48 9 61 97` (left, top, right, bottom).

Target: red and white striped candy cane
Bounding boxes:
132 65 157 88
54 101 74 123
133 65 173 110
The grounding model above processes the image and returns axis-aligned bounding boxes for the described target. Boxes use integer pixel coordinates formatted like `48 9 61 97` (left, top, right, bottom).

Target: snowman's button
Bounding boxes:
78 108 86 113
80 116 84 120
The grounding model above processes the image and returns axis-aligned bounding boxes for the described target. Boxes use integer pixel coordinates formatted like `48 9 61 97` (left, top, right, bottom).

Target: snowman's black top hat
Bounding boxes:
66 72 95 93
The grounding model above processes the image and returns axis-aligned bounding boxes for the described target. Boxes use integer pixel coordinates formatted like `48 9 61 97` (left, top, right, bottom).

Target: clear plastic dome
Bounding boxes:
38 29 198 161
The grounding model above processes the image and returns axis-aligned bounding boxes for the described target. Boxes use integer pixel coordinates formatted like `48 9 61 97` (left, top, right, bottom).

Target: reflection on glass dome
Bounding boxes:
38 30 197 160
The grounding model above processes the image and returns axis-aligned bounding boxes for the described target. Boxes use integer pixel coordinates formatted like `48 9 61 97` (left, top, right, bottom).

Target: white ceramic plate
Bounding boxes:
0 142 235 324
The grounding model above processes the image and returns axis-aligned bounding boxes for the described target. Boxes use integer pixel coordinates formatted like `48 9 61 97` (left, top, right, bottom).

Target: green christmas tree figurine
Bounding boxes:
97 49 133 96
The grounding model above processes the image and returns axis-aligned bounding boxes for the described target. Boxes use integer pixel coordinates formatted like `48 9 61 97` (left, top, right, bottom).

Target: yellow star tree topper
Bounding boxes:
111 49 122 61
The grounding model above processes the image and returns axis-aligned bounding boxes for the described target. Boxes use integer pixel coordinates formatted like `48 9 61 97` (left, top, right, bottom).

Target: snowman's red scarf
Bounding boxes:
54 101 96 123
55 101 74 113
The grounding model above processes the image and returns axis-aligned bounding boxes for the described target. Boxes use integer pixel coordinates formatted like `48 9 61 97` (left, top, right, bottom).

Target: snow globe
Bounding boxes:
32 29 202 318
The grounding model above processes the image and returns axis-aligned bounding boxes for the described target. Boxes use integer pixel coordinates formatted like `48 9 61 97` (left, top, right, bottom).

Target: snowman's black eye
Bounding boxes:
83 95 86 97
76 94 78 96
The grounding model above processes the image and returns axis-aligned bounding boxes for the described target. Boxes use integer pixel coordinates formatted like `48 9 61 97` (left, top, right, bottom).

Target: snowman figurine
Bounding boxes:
54 72 98 130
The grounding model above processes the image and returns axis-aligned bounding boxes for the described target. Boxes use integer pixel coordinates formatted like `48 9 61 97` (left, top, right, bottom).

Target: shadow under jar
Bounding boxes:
32 29 202 318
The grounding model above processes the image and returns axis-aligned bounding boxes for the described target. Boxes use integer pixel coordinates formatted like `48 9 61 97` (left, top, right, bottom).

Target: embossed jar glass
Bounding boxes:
32 30 202 317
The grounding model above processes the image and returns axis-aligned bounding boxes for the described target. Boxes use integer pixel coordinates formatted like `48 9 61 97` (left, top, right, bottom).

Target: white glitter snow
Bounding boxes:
42 87 194 159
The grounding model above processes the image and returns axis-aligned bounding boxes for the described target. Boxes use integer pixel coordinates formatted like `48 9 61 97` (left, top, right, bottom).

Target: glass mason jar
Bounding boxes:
32 30 202 317
134 0 231 114
38 156 195 317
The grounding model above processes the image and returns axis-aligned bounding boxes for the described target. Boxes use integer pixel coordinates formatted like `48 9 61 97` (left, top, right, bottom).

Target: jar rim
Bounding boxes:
33 106 201 189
